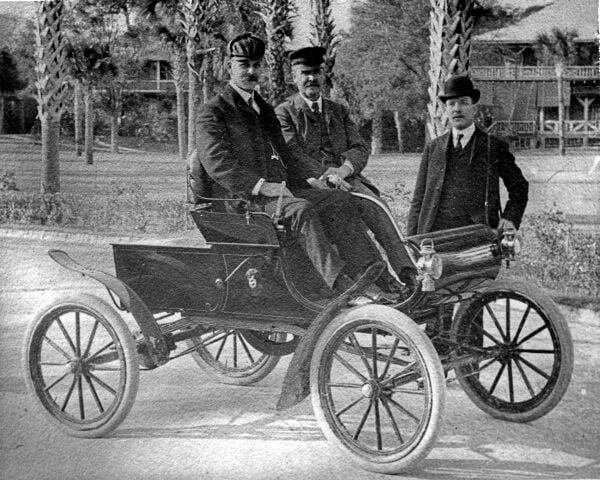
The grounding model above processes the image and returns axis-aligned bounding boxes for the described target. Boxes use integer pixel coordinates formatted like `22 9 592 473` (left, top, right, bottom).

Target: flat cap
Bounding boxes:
227 33 265 60
288 46 326 66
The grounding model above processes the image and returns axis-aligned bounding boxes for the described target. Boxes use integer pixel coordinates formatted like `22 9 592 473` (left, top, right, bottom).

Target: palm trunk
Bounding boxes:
110 111 119 153
187 61 198 156
84 84 94 165
40 118 60 193
311 0 338 96
393 110 404 153
173 49 187 162
74 80 83 156
371 112 383 155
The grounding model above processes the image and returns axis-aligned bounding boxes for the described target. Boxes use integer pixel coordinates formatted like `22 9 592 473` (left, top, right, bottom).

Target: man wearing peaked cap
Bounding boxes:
276 46 414 294
407 74 529 355
189 33 400 302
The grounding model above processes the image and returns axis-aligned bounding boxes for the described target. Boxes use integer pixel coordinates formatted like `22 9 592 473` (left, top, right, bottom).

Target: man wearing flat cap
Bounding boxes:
408 74 529 354
190 34 399 300
276 46 414 291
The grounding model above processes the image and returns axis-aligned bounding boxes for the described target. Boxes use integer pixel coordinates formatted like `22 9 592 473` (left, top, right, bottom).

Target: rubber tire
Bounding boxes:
23 293 139 438
310 304 446 474
452 279 574 423
187 329 280 386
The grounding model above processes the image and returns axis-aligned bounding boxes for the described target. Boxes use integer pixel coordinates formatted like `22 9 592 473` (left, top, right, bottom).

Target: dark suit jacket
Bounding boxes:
275 93 376 192
189 84 295 203
407 127 529 236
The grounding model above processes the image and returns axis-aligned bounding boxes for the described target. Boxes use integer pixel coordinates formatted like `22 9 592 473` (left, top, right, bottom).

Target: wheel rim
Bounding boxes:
189 328 275 378
455 291 563 413
318 322 434 457
28 306 129 428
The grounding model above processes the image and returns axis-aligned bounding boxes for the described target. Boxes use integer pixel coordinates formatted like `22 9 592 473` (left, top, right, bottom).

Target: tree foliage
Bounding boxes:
534 28 579 66
334 0 430 124
0 49 26 94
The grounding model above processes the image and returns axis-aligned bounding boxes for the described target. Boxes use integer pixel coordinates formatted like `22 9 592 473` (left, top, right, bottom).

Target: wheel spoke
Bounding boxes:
40 361 68 367
77 372 85 420
200 329 228 347
83 372 104 413
87 371 117 396
214 330 231 362
485 305 508 342
353 398 373 440
334 396 364 417
516 325 549 347
489 361 506 395
505 299 511 341
43 336 72 361
374 397 383 450
389 387 425 395
513 304 531 343
238 334 256 364
87 341 115 363
371 329 379 380
333 352 367 383
60 375 77 411
386 395 420 423
327 382 363 388
469 320 503 346
380 396 404 444
233 332 238 368
516 348 556 354
349 333 374 378
75 312 81 357
381 361 417 387
513 357 536 398
507 359 515 403
43 372 71 392
379 337 399 380
82 320 99 359
516 354 551 380
56 318 78 355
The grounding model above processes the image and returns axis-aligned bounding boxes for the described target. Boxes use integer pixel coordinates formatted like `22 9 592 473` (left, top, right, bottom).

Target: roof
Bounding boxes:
474 0 598 44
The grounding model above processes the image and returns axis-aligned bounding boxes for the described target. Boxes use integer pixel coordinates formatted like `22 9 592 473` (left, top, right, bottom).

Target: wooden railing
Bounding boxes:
488 119 600 137
488 120 537 136
541 119 600 135
471 65 600 81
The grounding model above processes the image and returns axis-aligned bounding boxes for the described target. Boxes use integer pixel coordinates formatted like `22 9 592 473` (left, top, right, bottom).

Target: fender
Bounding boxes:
48 250 170 367
276 262 385 410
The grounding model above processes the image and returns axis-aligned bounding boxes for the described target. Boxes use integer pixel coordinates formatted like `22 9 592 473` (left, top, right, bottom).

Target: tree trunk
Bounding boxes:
187 65 198 156
40 118 60 193
173 49 187 162
110 111 119 154
0 95 4 134
74 80 83 156
84 84 94 165
393 110 404 153
201 55 214 103
371 112 384 155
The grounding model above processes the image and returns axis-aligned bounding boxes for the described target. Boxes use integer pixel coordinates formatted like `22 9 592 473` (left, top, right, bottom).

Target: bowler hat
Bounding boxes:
227 33 265 60
288 46 326 66
439 75 480 103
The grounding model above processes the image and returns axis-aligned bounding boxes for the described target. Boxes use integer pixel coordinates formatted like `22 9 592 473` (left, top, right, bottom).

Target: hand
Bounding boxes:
321 164 352 180
306 178 330 190
498 218 516 232
259 182 293 197
324 174 352 191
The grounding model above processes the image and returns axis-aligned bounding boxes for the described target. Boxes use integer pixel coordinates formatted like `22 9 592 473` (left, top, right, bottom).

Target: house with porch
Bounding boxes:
471 0 599 149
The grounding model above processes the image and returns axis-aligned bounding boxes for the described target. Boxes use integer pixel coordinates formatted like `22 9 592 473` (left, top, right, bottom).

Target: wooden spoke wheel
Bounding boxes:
23 294 139 438
452 280 573 422
310 305 445 474
187 328 280 385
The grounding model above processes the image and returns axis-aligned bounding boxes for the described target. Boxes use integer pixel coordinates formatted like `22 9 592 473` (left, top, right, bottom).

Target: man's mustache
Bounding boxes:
305 81 320 87
245 75 258 82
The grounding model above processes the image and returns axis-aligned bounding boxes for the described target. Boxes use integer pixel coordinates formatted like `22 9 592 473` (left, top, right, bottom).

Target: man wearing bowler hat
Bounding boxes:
407 74 529 355
190 33 399 301
276 46 415 292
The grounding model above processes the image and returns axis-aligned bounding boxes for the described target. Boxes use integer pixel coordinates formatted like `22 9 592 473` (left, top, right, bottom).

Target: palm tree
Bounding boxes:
35 0 70 193
426 0 475 139
310 0 339 96
256 0 295 105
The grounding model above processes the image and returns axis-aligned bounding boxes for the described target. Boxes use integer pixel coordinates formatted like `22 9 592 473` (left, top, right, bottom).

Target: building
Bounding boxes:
471 0 599 149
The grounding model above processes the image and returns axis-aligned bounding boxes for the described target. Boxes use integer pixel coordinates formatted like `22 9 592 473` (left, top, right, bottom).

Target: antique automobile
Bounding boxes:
23 192 573 474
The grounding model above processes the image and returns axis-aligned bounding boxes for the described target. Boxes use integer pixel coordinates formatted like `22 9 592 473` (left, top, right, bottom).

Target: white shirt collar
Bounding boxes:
452 123 475 148
300 94 322 111
229 81 260 113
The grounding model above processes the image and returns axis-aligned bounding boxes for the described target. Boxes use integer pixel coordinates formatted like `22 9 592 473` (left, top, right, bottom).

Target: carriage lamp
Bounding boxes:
500 226 521 267
416 238 443 292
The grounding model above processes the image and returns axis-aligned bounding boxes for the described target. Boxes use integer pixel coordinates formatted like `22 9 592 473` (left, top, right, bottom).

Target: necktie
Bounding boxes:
311 101 320 115
456 133 464 149
248 95 258 114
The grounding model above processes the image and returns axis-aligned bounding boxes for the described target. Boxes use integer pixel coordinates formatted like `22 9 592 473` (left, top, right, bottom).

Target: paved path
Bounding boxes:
1 236 599 480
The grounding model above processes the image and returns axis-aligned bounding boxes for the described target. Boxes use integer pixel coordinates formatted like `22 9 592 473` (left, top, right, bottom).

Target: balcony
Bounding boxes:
489 119 600 137
471 65 600 81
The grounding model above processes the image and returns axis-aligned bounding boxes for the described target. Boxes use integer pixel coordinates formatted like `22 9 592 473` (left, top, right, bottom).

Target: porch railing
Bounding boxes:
488 119 600 136
471 65 600 81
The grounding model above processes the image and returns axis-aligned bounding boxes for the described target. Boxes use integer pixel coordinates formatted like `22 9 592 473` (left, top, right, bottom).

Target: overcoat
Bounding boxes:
275 93 377 192
407 127 529 236
189 84 299 203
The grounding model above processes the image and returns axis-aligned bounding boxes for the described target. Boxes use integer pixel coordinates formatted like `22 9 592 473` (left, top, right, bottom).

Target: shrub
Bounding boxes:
0 191 74 225
1 171 19 191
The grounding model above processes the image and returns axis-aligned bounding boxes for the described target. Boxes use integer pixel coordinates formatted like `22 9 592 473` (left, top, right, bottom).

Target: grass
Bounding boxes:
1 134 599 300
